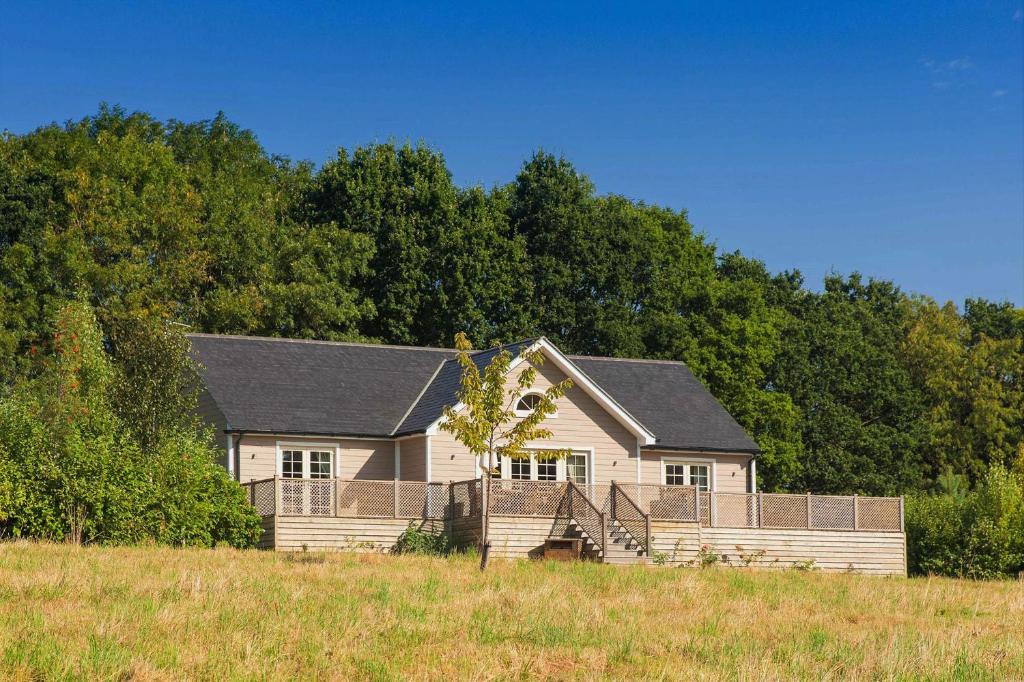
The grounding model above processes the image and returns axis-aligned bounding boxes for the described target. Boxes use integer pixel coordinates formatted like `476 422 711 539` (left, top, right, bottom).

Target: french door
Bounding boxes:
280 447 335 515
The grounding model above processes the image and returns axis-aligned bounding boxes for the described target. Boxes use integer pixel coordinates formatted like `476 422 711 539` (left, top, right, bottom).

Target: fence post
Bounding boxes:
710 491 717 527
600 512 607 556
273 476 280 516
335 479 340 518
806 492 812 529
757 491 763 528
644 514 652 557
393 480 400 519
694 486 701 525
852 494 858 530
610 481 617 520
899 495 905 533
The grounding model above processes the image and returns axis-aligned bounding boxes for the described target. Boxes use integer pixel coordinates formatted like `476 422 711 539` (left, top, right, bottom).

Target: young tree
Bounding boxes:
439 333 573 479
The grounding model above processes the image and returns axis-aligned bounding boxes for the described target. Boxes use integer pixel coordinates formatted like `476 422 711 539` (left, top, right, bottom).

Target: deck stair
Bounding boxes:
559 519 649 565
602 520 648 565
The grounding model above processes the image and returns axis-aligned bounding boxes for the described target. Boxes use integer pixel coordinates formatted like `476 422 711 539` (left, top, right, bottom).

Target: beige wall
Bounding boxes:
237 435 395 482
430 357 638 483
640 450 753 493
398 436 427 481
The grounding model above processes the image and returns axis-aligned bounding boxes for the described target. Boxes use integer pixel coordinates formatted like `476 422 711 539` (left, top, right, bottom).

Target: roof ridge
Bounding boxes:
390 358 450 435
569 354 689 366
186 332 457 352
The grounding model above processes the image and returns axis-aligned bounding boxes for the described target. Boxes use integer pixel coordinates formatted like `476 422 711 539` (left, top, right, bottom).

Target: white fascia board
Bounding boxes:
425 337 657 446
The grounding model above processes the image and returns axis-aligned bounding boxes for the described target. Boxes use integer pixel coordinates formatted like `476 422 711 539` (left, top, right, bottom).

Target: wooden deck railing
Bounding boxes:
240 478 450 520
240 477 904 532
610 482 650 555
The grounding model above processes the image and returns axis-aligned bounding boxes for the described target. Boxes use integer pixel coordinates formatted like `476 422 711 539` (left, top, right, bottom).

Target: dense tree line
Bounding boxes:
2 106 1021 504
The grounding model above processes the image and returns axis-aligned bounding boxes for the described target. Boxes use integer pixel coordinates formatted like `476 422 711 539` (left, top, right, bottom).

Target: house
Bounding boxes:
190 333 906 574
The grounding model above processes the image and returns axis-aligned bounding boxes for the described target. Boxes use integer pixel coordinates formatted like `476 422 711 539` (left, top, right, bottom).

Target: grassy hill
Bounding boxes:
0 543 1020 680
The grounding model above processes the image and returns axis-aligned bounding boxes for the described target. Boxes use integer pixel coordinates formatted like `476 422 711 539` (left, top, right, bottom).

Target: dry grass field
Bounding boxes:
0 543 1021 681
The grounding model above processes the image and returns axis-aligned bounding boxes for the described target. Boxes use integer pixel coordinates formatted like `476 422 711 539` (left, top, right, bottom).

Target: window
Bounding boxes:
566 453 588 485
282 450 304 478
308 451 333 479
510 456 531 480
279 447 335 479
664 460 712 492
536 458 557 481
514 393 551 417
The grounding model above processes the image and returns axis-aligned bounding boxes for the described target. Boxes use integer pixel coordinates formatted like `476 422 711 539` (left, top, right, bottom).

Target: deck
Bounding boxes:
241 478 906 574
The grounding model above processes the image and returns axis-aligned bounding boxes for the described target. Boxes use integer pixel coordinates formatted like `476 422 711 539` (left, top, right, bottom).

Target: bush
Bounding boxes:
906 465 1024 579
393 522 450 556
0 302 261 548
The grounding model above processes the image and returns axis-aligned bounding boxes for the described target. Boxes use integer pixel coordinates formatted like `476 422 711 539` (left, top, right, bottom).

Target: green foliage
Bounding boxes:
0 301 260 547
906 465 1024 579
440 332 573 473
392 522 451 556
2 105 1022 507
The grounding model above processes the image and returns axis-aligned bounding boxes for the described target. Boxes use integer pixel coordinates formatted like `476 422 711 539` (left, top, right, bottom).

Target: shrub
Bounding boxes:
0 302 261 548
906 465 1024 579
393 522 450 556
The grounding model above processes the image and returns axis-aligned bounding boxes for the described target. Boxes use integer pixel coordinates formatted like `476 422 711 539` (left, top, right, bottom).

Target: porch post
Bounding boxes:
393 480 400 519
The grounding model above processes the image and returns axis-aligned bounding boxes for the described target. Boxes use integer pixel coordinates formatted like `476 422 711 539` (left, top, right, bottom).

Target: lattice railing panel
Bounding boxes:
760 494 809 528
450 478 482 519
856 497 902 530
618 484 698 521
245 479 276 517
396 481 448 519
809 495 854 529
566 484 605 554
713 493 757 528
610 483 649 554
488 480 569 516
278 479 335 516
335 480 394 518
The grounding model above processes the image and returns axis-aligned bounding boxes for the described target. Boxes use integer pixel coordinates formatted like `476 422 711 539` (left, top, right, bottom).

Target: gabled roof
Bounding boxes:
570 356 759 453
188 333 760 453
187 334 454 437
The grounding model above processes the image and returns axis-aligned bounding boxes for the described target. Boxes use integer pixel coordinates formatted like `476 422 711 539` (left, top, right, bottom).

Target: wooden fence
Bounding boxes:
241 477 903 533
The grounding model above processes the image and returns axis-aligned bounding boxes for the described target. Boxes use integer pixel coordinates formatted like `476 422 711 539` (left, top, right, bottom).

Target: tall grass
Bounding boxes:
0 542 1021 680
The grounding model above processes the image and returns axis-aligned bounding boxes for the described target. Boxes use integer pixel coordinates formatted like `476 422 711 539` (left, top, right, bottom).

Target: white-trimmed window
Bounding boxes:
501 450 588 483
515 393 556 417
509 456 531 480
663 460 713 492
566 453 588 485
536 458 557 481
279 446 335 479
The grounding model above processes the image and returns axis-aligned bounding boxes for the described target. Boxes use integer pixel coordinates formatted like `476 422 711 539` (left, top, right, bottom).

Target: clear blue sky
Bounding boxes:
4 1 1023 305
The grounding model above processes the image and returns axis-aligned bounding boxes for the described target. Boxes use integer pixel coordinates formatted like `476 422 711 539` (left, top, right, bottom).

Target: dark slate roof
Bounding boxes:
188 334 454 436
189 333 759 453
395 340 536 435
570 356 760 453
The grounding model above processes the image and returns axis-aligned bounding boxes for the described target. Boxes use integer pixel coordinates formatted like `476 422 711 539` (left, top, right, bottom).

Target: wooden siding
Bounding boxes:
648 524 905 575
430 357 637 483
399 436 427 481
650 521 701 562
699 528 906 575
640 450 752 492
256 516 276 550
236 435 396 482
486 516 579 559
450 514 483 551
274 517 444 552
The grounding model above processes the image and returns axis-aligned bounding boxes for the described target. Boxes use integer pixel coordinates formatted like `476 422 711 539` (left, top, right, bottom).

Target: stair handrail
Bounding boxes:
610 481 651 556
566 481 606 556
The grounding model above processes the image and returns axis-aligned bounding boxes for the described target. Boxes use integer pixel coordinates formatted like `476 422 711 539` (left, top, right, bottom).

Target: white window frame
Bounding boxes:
661 456 716 492
276 442 338 479
513 391 558 419
499 446 593 484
